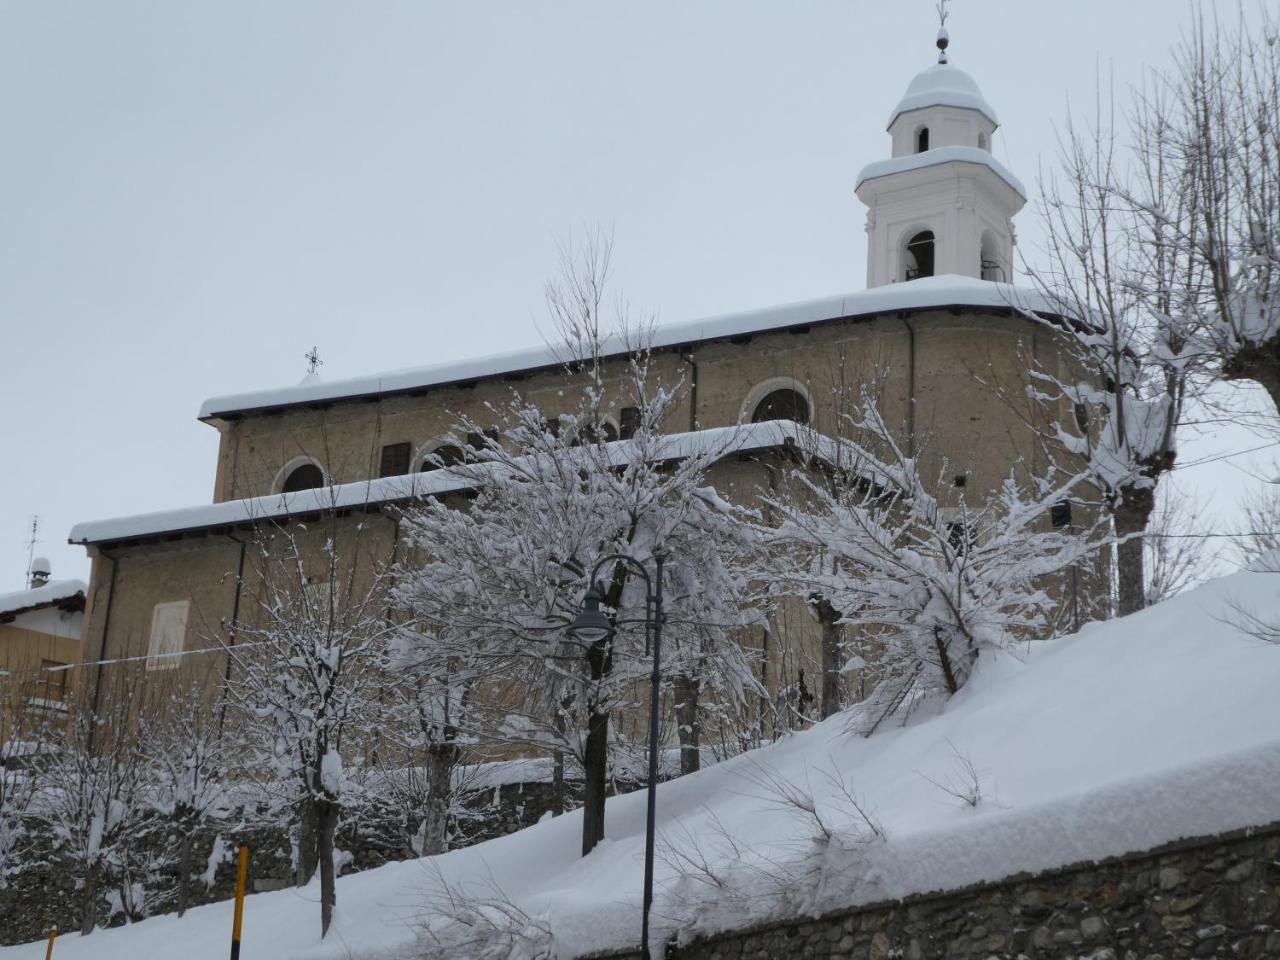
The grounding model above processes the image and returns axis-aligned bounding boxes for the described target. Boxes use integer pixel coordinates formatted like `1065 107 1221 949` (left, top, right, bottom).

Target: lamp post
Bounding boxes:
569 553 665 960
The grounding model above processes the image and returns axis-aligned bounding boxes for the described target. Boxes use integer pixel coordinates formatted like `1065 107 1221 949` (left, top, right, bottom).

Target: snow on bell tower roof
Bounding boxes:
888 63 999 130
888 15 998 130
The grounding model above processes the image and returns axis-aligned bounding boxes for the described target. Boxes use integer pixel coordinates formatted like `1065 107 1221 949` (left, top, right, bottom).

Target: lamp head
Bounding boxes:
569 589 613 643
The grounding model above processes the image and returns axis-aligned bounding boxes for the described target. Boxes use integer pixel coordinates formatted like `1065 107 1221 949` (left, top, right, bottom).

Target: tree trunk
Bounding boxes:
316 798 339 938
296 800 319 887
674 673 701 775
580 636 612 856
1114 485 1156 617
420 740 457 857
816 598 842 719
580 704 609 856
80 860 99 936
1222 341 1280 415
176 830 193 917
551 749 565 817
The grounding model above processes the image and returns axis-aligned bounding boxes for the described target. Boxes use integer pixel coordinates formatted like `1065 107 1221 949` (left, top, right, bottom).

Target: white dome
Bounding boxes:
888 63 999 129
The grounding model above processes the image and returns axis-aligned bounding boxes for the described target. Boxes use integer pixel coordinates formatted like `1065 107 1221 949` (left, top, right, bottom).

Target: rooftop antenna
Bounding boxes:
304 346 324 376
935 0 951 64
24 515 39 588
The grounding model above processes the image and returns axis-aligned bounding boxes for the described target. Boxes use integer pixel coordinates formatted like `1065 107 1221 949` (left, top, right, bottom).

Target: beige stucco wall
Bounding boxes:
207 309 1074 508
80 306 1101 751
0 616 83 735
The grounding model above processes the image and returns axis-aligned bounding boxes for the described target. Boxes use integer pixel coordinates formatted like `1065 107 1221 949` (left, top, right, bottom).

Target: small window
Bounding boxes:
421 443 468 472
916 127 930 153
619 406 641 440
752 388 810 425
466 429 500 453
953 474 967 489
281 462 324 493
543 417 562 438
1050 500 1073 528
36 659 68 702
980 232 1003 282
905 230 936 280
379 442 411 478
146 600 190 671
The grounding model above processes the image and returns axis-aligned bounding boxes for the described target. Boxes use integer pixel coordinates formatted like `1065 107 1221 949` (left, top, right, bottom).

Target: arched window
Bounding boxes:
978 131 990 152
905 230 935 280
751 388 810 425
916 126 930 153
421 443 468 472
980 232 1003 281
281 462 324 493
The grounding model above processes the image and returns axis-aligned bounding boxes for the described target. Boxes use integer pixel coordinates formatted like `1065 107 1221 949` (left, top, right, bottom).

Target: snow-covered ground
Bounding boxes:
10 563 1280 959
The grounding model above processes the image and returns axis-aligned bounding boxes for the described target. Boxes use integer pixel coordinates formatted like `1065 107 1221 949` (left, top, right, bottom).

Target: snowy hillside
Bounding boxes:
10 564 1280 960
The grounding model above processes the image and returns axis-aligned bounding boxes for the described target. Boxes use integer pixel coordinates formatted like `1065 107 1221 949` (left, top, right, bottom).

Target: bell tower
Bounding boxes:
855 21 1026 288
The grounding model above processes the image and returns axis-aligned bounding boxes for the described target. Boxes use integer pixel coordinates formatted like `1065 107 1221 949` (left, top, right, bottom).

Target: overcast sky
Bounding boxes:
0 1 1271 589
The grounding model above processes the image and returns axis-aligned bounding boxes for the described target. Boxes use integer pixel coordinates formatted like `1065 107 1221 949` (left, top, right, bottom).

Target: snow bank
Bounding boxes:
14 565 1280 959
196 277 1062 419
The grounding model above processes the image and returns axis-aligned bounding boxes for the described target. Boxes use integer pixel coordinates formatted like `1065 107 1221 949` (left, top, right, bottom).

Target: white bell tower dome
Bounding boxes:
855 27 1026 288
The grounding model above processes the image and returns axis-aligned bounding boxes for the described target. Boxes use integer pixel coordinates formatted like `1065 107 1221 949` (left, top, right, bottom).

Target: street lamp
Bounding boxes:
569 553 665 960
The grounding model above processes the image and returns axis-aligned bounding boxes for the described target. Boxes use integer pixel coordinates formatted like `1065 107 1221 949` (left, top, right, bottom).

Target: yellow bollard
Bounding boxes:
43 926 55 960
230 844 249 960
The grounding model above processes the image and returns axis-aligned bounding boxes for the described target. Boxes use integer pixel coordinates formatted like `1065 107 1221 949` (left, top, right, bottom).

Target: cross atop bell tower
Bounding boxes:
854 13 1026 288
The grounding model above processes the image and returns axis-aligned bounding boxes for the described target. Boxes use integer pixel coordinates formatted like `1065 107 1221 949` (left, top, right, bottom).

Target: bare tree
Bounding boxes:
1024 78 1198 617
765 392 1099 729
137 676 229 917
1145 6 1280 408
220 506 398 938
37 672 152 935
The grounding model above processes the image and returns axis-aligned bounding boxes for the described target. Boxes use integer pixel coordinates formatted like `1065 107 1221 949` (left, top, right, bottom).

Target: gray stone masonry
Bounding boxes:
588 821 1280 959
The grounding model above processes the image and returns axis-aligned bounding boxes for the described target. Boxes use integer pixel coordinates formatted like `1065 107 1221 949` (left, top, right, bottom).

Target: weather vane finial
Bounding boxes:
935 0 951 64
304 346 324 376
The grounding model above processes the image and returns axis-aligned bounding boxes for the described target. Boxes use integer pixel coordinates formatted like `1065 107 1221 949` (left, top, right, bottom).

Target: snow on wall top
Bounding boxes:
68 421 808 546
0 579 87 619
855 145 1027 200
888 63 999 128
197 276 1057 419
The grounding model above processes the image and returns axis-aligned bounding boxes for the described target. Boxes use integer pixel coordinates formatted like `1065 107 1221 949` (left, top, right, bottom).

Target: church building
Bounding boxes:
68 35 1086 729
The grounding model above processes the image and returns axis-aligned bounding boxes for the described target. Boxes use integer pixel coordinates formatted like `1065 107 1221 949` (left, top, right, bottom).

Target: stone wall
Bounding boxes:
0 775 580 946
590 822 1280 960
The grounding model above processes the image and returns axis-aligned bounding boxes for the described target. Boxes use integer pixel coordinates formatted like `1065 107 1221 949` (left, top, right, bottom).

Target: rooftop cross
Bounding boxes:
935 0 951 64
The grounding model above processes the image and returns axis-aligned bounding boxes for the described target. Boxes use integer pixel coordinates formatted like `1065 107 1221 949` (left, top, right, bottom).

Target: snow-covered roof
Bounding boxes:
198 277 1060 419
888 62 999 129
0 579 87 620
68 421 811 546
855 145 1027 200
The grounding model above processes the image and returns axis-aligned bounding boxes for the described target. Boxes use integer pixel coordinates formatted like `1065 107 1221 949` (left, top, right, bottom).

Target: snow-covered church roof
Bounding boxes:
198 277 1064 420
69 420 826 545
888 62 999 129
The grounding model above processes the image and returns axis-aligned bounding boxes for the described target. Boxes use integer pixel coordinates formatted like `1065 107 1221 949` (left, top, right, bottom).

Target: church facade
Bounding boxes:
69 45 1092 732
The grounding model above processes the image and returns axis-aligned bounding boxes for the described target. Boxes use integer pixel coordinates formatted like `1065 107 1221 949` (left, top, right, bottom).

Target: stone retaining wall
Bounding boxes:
0 776 577 945
592 822 1280 959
